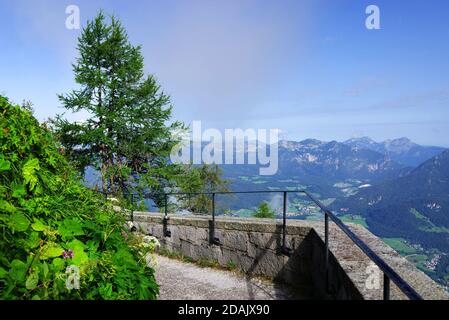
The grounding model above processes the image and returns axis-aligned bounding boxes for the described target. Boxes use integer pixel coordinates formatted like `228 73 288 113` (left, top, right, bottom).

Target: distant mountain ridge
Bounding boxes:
332 149 449 251
221 138 408 182
84 136 444 195
276 139 405 182
219 138 410 206
343 137 446 167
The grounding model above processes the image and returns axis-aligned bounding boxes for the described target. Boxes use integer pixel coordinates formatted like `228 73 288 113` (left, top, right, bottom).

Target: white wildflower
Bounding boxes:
107 197 120 203
142 235 160 250
126 221 134 230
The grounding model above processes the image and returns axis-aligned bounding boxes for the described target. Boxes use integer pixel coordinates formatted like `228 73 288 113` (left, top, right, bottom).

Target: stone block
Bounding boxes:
248 232 279 250
222 231 248 252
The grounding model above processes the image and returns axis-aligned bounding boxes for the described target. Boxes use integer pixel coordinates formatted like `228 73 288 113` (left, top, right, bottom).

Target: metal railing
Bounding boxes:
111 189 423 300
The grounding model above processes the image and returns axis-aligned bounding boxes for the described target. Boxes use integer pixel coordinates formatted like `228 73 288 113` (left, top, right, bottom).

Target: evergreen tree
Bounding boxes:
253 202 275 219
52 12 184 196
176 164 229 214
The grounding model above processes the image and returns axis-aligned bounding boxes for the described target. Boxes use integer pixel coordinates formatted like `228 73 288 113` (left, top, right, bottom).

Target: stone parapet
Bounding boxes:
131 212 449 300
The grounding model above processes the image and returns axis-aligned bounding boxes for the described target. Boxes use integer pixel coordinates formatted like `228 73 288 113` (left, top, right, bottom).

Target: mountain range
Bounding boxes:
219 137 448 250
277 139 406 182
343 137 446 167
215 138 443 212
220 137 438 199
331 149 449 251
220 137 449 286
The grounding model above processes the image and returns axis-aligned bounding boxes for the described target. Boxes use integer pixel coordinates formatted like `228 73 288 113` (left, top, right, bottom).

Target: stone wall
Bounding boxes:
131 212 449 300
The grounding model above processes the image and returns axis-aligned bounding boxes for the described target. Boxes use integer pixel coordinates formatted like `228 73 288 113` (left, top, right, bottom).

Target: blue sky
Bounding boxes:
1 0 449 146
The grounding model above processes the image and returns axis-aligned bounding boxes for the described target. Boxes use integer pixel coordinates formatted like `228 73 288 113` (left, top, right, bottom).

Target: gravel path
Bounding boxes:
154 255 308 300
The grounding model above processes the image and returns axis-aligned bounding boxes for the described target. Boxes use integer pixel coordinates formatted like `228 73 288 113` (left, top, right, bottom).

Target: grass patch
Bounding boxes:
226 260 237 271
382 238 417 255
411 208 449 233
339 214 368 228
407 254 428 263
197 257 221 268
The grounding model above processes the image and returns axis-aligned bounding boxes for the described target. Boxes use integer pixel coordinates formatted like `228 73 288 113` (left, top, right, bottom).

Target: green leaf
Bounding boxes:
23 158 40 191
9 259 27 282
9 212 30 232
31 218 47 232
26 232 41 249
0 200 17 213
46 155 56 167
52 258 65 271
12 184 26 198
58 218 84 240
25 270 39 290
0 267 7 279
0 157 11 172
40 242 63 260
41 262 49 279
66 239 89 266
86 239 99 253
99 283 113 300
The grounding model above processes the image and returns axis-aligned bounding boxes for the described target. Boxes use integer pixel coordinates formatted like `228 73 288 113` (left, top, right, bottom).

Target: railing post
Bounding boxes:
130 193 134 222
210 192 220 245
383 273 390 300
163 193 171 237
212 192 215 221
188 193 191 211
164 193 168 219
280 191 292 256
325 212 330 293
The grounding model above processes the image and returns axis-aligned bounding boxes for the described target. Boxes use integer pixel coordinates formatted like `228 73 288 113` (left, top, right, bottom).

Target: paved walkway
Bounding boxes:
154 255 308 300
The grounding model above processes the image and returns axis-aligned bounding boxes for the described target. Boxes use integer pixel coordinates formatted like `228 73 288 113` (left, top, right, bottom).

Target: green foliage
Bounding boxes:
253 202 275 219
51 12 185 197
197 257 220 269
22 158 40 191
225 261 237 271
175 164 229 214
0 96 158 299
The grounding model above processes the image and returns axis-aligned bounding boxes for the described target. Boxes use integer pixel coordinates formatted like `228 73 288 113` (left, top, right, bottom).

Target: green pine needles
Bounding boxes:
52 12 184 197
0 96 159 299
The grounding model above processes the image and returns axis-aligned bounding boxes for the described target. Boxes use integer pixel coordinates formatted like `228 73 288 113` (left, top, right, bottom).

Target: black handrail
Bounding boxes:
301 190 422 300
110 189 423 300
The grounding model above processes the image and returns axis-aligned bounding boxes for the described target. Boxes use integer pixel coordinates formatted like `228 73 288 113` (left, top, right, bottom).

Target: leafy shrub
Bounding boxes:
0 96 158 299
253 202 275 219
